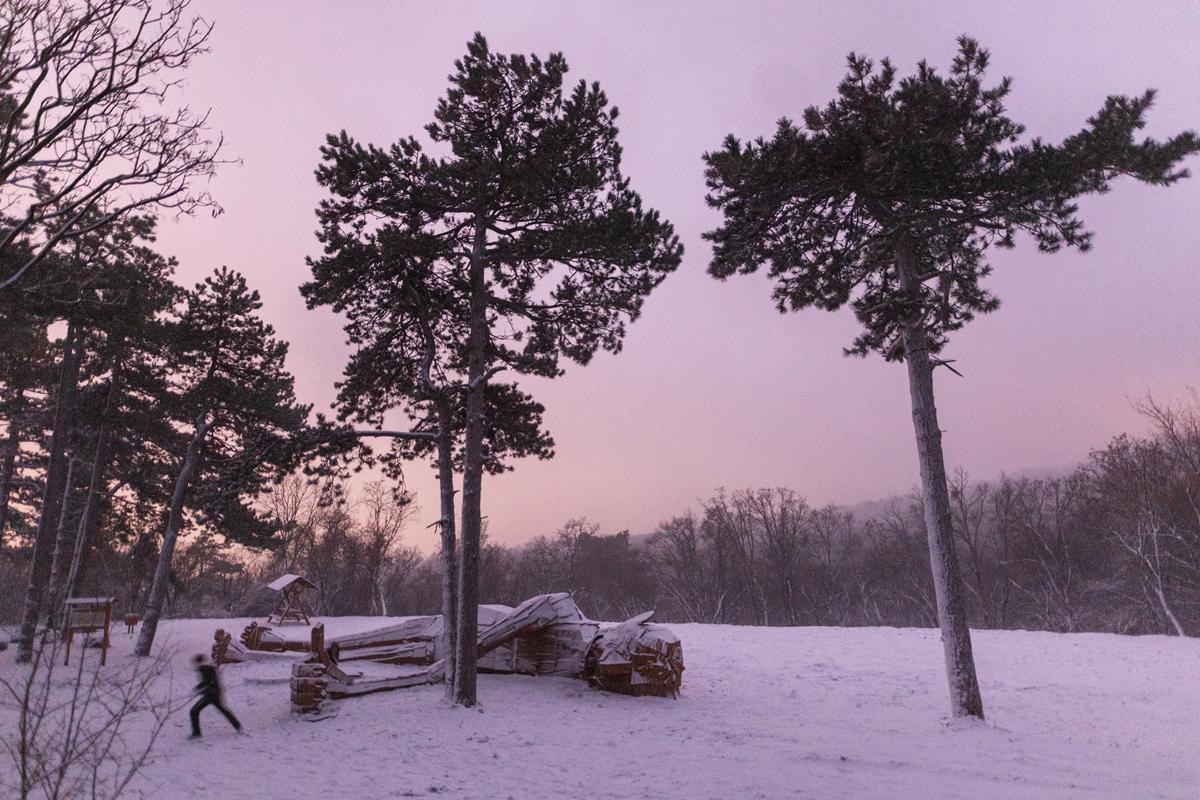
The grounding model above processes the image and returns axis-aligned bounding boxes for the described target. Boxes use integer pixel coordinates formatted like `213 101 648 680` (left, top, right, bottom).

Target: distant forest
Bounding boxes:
6 393 1194 637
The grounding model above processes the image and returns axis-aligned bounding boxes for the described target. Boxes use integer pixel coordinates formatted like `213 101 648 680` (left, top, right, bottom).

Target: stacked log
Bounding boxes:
241 622 274 651
212 629 237 664
270 595 688 716
290 661 328 713
585 613 685 698
332 616 438 663
338 640 434 665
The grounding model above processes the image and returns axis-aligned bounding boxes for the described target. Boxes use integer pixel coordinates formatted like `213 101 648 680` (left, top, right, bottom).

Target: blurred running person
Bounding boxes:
189 653 241 738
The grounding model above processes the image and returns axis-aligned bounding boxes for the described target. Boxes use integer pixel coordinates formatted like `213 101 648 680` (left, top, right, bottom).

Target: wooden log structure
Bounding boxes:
212 628 234 664
331 616 439 665
290 660 329 713
235 615 441 664
284 593 685 714
584 611 685 698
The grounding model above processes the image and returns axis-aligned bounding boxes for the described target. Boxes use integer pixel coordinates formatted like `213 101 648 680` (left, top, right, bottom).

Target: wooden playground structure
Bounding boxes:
210 592 685 715
266 574 316 625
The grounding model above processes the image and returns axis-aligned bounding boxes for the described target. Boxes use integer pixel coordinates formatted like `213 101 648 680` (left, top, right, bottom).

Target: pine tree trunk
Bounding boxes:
62 362 123 611
453 218 489 707
43 457 78 630
16 323 82 662
436 398 458 700
135 417 210 657
895 236 985 720
0 387 25 543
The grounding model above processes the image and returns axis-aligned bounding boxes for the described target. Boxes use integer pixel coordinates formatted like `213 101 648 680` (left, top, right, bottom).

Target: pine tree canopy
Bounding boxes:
703 36 1199 360
173 267 311 547
307 32 682 379
303 33 679 479
303 165 556 475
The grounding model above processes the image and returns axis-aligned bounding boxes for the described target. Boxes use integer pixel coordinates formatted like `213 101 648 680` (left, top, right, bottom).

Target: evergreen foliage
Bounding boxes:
305 33 682 705
702 36 1198 719
168 267 310 548
704 36 1198 358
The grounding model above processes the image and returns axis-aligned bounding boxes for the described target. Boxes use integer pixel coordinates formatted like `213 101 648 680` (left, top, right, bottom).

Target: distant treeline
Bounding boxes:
9 395 1192 637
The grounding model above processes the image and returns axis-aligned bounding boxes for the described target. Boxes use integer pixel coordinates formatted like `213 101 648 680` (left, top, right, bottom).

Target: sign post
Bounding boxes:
62 597 115 666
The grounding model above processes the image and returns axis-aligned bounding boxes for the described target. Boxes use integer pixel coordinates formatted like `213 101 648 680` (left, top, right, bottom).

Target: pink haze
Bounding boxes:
152 1 1200 547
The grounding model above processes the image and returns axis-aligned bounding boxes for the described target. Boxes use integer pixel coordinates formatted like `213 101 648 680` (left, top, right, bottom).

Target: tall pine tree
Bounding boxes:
703 37 1198 718
135 267 309 656
12 211 176 661
303 206 553 697
0 274 53 545
310 34 682 705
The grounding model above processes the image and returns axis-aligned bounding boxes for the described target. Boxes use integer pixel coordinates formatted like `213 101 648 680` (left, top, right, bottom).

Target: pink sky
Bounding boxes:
154 1 1200 549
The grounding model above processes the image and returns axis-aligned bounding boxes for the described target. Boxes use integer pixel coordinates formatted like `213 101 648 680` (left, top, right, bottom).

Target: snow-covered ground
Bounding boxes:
2 618 1196 799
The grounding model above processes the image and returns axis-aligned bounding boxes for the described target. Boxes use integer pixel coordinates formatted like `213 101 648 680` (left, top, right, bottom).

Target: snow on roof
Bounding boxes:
63 597 115 605
267 574 315 591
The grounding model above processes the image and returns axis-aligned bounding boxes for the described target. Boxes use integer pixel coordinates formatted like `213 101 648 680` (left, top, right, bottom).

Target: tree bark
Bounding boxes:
16 322 82 662
43 456 78 630
436 398 458 700
1153 579 1187 637
453 217 489 707
61 361 123 612
135 416 211 657
0 387 25 543
895 236 985 719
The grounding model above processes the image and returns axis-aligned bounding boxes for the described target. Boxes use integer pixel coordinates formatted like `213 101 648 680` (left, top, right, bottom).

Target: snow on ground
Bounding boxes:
2 618 1197 799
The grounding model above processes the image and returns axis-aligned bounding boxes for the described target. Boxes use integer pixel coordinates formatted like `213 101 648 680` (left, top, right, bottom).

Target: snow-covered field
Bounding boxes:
2 618 1196 799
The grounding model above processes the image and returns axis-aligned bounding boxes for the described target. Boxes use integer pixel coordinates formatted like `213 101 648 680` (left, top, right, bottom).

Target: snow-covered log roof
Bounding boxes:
267 574 316 591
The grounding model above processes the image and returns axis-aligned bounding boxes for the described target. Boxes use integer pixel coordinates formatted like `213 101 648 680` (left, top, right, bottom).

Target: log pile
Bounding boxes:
291 649 443 714
290 661 329 713
585 612 684 698
337 640 434 664
238 621 315 653
212 629 234 664
232 616 442 664
241 622 278 651
332 616 439 665
284 593 686 714
475 592 598 677
211 594 689 712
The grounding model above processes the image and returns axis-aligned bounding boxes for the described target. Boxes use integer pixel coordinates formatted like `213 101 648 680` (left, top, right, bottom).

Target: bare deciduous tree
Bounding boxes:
0 638 177 800
0 0 223 290
358 481 416 616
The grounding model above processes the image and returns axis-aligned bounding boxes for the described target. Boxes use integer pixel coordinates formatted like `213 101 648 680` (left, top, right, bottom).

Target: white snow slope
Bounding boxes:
2 618 1196 799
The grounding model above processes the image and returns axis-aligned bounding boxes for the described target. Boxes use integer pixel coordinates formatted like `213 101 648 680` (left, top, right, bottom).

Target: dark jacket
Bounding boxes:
195 664 221 698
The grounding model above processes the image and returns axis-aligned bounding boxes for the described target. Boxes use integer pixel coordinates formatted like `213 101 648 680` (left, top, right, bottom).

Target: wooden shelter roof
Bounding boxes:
63 597 116 606
267 574 316 592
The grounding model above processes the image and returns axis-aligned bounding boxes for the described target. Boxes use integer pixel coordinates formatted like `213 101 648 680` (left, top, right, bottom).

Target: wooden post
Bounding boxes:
100 603 111 666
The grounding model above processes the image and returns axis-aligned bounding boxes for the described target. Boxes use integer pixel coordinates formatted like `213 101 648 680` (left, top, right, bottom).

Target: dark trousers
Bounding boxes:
190 693 241 736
